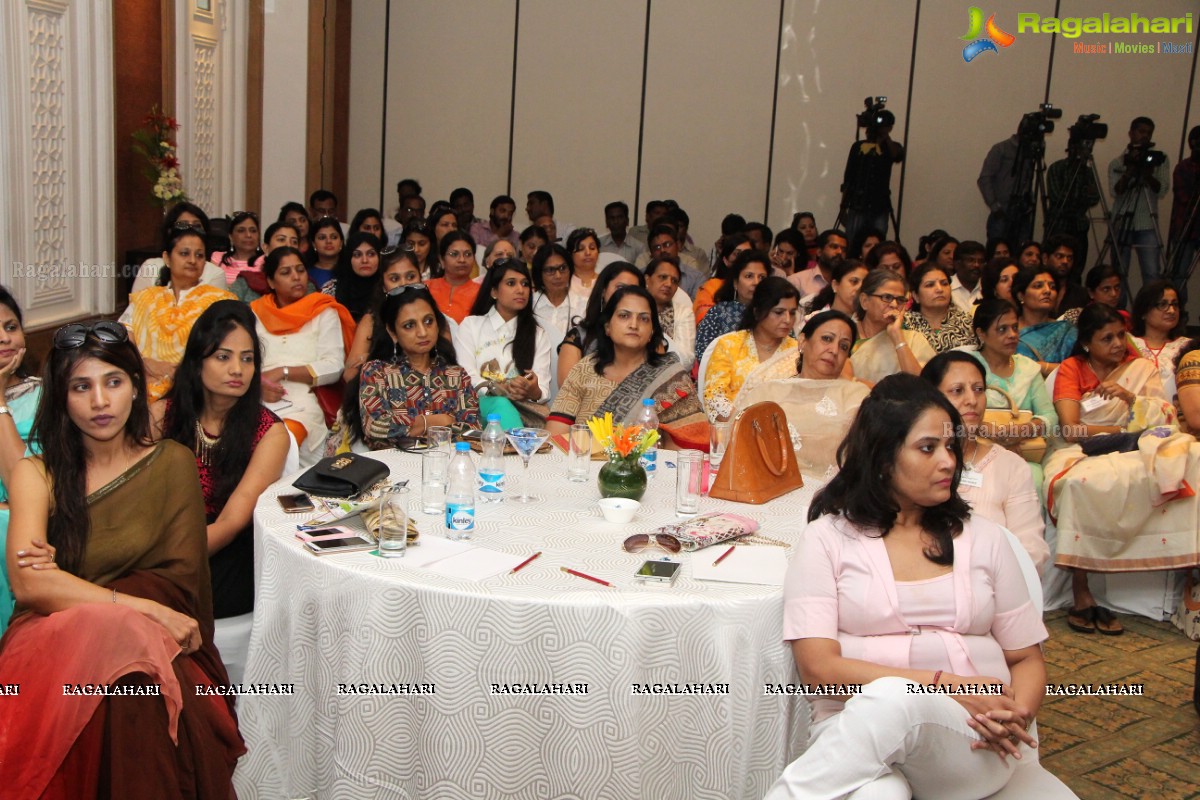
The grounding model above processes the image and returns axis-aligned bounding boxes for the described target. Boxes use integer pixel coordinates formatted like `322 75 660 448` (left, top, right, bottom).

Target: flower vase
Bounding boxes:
597 457 647 501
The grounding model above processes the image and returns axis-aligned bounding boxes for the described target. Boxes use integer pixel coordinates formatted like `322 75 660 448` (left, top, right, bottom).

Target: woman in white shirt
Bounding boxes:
532 243 578 342
453 258 553 420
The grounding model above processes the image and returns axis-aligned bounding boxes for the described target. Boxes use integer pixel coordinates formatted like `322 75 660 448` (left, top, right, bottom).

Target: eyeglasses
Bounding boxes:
869 292 906 306
650 241 676 253
622 533 682 554
1155 299 1180 311
53 320 129 350
379 243 417 257
542 263 570 275
385 283 428 297
445 249 473 261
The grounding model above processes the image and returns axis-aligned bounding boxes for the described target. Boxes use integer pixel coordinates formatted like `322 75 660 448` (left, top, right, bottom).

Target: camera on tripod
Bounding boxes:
1067 114 1107 146
1129 146 1167 168
857 97 889 129
1018 103 1063 143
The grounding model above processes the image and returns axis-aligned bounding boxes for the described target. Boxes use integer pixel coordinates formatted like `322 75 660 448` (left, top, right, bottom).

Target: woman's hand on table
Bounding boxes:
14 538 57 570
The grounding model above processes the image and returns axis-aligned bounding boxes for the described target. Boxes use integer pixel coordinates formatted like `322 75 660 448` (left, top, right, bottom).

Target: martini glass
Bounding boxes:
505 427 550 503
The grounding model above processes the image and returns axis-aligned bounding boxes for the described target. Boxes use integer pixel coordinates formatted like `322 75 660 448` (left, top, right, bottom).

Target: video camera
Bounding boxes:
1018 103 1063 144
857 97 889 129
1128 145 1167 168
1067 114 1107 146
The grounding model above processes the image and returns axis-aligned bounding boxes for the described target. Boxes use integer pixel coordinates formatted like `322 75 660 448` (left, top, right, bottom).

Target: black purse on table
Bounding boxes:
292 453 390 498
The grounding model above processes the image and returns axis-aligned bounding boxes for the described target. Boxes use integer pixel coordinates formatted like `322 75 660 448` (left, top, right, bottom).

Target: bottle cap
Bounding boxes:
455 442 470 451
642 398 654 406
487 414 500 422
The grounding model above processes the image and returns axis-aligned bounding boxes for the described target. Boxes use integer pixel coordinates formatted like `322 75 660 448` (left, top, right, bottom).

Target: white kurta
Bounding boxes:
452 307 553 403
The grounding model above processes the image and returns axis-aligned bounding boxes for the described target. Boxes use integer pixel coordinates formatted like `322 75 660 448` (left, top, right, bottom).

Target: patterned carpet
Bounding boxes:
1039 609 1200 799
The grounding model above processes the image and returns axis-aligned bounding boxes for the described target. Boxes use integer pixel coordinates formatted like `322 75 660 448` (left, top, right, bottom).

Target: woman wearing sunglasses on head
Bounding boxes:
849 268 935 386
120 224 237 402
130 201 228 294
0 321 244 797
342 247 425 384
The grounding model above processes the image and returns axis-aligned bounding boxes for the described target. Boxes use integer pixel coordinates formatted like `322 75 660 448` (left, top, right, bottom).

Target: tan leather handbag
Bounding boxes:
709 401 803 504
982 386 1046 463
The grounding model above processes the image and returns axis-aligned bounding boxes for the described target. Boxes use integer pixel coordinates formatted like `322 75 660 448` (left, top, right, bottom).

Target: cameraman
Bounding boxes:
1046 139 1101 280
978 130 1022 244
1108 116 1170 284
840 108 904 248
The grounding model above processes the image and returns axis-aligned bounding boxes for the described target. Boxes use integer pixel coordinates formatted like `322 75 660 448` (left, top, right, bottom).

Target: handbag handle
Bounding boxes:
752 414 788 477
987 384 1020 418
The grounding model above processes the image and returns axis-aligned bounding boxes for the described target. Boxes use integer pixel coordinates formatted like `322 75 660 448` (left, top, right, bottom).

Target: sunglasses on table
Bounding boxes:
622 533 682 554
53 320 129 350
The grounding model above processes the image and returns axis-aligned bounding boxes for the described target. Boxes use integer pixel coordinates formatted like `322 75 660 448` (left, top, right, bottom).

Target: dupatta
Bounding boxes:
250 291 357 353
595 353 709 448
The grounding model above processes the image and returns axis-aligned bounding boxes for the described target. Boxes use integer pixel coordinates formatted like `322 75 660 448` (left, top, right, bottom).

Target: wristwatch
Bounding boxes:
283 366 290 382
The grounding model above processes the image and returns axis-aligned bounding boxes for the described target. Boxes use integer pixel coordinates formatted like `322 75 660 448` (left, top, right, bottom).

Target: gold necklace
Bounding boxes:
194 419 220 464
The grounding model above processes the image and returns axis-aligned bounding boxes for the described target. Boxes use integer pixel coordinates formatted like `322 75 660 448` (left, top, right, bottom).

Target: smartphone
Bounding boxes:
278 492 315 513
295 525 357 542
634 560 682 584
303 533 376 555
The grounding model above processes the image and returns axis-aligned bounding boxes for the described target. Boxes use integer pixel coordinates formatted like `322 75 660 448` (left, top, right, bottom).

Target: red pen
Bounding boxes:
713 546 736 567
560 566 614 588
510 552 542 574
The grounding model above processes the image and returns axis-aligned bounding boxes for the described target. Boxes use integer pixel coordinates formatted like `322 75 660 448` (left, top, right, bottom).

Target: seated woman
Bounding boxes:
130 202 227 294
426 230 481 323
703 276 800 421
735 310 868 476
531 243 577 341
1058 263 1125 325
279 200 313 260
863 240 914 281
156 301 288 619
970 298 1058 487
519 224 549 267
765 374 1049 800
547 286 706 444
1012 267 1076 376
645 255 697 369
566 227 604 304
403 216 438 279
979 255 1020 304
1177 338 1200 434
850 268 936 385
229 220 307 303
348 207 387 242
454 258 553 425
1128 280 1188 400
343 246 424 383
693 249 770 365
0 288 40 629
556 261 645 387
693 233 752 325
903 262 975 353
355 284 479 449
210 210 262 285
321 231 383 322
121 224 236 402
922 352 1049 573
480 238 518 282
304 216 345 290
250 247 355 467
1048 304 1169 635
1 321 243 796
801 258 867 320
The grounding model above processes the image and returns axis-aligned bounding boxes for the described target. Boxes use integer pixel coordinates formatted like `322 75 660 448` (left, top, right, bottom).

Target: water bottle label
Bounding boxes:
478 470 505 494
640 448 657 475
445 503 475 531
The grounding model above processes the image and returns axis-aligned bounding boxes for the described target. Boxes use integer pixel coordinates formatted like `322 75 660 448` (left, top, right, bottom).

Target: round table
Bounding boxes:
233 448 817 799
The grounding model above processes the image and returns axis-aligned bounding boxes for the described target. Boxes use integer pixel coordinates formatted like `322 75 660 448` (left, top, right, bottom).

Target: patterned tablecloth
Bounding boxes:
233 449 819 800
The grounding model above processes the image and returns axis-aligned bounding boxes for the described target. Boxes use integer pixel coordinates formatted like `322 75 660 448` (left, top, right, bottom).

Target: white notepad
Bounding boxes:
409 535 526 581
692 546 788 587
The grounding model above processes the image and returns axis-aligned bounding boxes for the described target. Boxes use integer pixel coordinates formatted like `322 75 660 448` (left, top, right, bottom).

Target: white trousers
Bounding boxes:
765 677 1030 800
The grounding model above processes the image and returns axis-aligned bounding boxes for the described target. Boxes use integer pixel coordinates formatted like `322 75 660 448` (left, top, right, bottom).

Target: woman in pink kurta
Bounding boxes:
765 374 1059 800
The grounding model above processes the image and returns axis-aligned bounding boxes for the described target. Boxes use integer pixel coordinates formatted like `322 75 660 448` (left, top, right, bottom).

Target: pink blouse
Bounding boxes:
783 515 1047 722
960 444 1049 574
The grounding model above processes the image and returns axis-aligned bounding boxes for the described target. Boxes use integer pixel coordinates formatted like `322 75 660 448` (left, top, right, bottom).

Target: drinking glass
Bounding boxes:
566 423 592 482
505 427 551 502
377 487 409 558
675 449 703 517
421 450 449 514
709 421 732 472
427 426 452 454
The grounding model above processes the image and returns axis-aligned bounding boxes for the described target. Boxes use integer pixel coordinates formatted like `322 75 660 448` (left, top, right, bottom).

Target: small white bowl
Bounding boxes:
598 498 640 524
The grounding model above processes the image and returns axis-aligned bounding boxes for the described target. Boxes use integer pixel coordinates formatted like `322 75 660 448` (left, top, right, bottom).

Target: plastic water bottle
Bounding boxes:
630 398 659 478
478 414 506 503
445 442 476 540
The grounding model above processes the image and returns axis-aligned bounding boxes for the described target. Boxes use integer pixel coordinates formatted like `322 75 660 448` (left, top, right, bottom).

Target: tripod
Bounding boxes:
1166 189 1200 298
1043 142 1113 280
1095 161 1167 288
1002 135 1048 248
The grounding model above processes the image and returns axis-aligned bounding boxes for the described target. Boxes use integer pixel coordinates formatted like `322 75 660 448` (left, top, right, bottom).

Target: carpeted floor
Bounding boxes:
1039 609 1200 799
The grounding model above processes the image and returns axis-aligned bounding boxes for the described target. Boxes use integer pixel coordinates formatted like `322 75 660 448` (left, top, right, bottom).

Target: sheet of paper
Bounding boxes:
406 535 475 569
692 546 788 586
422 546 527 581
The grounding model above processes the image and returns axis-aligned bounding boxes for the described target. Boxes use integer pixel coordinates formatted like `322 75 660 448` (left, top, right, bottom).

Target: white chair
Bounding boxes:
213 612 254 686
283 428 300 477
596 251 623 270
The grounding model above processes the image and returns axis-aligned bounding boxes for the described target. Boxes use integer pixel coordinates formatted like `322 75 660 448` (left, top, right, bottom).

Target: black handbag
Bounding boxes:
292 453 390 498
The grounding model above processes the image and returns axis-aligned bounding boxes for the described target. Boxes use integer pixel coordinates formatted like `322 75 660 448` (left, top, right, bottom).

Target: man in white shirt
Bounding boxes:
949 240 985 314
599 201 645 262
789 230 847 297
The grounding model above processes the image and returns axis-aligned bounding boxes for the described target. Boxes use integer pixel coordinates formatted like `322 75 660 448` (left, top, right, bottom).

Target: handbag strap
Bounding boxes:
988 384 1019 414
752 413 788 477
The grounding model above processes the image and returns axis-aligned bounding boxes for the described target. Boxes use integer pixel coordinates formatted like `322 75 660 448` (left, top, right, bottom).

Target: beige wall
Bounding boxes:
346 0 1199 289
261 0 310 216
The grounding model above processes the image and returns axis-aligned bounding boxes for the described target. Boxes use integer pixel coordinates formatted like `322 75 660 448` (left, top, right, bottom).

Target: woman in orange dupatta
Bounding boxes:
249 246 356 466
0 321 243 798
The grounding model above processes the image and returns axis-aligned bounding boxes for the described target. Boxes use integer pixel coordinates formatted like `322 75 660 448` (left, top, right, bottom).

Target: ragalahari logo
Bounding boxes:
961 7 1015 62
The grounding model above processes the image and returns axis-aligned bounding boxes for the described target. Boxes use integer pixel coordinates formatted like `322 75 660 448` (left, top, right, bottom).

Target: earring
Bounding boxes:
392 340 399 361
1083 346 1089 353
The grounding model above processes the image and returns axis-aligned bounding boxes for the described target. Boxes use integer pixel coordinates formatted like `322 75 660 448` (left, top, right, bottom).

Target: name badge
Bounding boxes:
1080 395 1106 413
959 468 984 489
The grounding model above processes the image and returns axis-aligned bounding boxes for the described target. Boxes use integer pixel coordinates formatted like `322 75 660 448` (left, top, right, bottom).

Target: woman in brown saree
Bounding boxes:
0 321 242 797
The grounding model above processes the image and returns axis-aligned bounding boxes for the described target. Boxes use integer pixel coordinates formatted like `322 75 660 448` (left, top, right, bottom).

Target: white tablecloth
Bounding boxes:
233 449 818 799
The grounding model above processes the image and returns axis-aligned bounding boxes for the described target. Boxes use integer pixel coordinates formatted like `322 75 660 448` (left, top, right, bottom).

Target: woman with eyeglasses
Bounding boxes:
694 250 770 368
0 288 41 629
703 277 800 422
210 210 262 285
278 201 312 257
156 301 287 619
693 233 753 325
454 259 552 425
427 230 481 323
566 227 603 304
349 284 479 450
902 262 975 354
531 243 576 342
548 286 706 443
1011 267 1077 376
1 320 244 796
250 246 355 466
305 216 345 290
849 268 935 385
556 261 645 388
342 247 425 384
1129 281 1189 399
321 232 383 322
130 201 228 294
120 225 237 402
403 217 438 279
